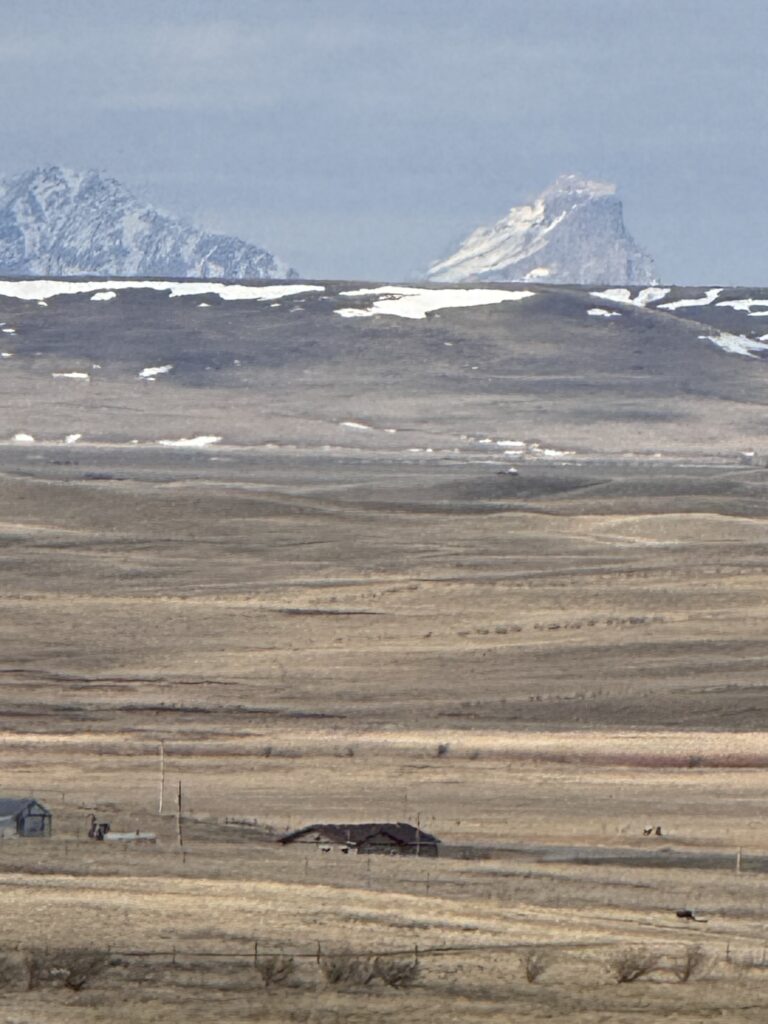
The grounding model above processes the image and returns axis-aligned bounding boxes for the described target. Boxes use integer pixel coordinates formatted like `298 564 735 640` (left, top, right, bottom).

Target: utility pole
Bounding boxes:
176 779 183 847
416 812 421 857
158 741 165 815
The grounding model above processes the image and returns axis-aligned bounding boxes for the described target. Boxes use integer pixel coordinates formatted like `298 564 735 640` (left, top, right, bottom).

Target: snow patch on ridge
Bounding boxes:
0 280 325 303
335 286 536 320
699 332 768 358
139 365 173 379
717 298 768 316
587 307 621 318
157 435 222 448
658 288 722 310
590 287 670 308
52 371 90 380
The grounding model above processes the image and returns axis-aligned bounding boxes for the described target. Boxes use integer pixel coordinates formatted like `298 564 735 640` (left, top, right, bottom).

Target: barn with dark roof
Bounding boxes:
279 821 439 857
0 797 51 838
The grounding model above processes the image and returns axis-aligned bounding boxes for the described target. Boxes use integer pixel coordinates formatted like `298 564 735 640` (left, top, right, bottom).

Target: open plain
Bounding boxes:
3 445 768 1021
3 281 768 1020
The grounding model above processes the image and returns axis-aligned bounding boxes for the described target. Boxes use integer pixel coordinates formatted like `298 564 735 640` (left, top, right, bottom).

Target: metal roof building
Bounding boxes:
0 798 51 838
280 821 439 856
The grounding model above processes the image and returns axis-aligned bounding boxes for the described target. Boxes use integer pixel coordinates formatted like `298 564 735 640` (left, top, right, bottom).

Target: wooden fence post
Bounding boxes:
176 780 183 847
158 741 165 815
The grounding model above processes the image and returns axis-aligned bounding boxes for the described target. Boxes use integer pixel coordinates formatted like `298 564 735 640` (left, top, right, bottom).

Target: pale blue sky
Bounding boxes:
1 0 766 282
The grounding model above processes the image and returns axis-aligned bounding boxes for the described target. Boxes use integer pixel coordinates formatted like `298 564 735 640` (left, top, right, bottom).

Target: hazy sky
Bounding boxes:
1 0 767 283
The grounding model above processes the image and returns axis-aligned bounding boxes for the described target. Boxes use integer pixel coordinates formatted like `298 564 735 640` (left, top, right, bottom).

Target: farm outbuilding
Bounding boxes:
280 821 440 856
0 797 51 838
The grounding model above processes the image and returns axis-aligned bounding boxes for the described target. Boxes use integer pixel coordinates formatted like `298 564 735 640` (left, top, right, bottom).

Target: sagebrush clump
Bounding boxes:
607 947 661 983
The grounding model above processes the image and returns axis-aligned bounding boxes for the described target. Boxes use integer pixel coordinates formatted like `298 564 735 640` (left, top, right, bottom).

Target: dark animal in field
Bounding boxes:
676 909 708 922
643 825 664 836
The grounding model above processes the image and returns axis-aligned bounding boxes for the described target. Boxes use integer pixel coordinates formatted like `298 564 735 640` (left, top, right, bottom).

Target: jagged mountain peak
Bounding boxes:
427 174 656 286
542 173 616 198
0 165 296 279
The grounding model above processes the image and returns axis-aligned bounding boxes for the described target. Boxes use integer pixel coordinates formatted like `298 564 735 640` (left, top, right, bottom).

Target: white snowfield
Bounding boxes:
587 307 621 318
157 435 222 448
699 333 768 358
658 288 722 310
0 280 325 303
335 286 536 320
590 287 670 308
12 433 34 443
340 421 371 430
90 290 117 302
717 298 768 316
65 433 82 444
52 371 90 381
139 365 173 379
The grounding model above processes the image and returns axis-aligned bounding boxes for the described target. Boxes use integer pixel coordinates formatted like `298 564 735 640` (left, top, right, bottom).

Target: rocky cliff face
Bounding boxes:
427 174 656 285
0 166 295 279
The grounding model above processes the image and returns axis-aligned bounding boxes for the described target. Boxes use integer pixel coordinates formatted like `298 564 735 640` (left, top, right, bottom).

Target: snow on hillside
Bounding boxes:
0 279 322 303
0 166 296 279
335 285 535 319
427 174 656 286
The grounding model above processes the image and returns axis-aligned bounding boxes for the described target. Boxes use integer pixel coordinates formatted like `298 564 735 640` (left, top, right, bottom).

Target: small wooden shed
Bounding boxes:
0 798 52 838
279 821 439 857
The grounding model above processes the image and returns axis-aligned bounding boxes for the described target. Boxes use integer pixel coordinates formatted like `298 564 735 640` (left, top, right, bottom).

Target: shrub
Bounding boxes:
518 948 549 983
24 950 49 991
671 944 708 983
255 954 295 988
0 953 22 989
52 949 110 991
607 947 661 983
436 743 450 757
25 948 109 991
320 951 376 987
373 956 420 988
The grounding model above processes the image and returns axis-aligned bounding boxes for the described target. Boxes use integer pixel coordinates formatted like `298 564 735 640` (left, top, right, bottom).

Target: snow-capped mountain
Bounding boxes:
0 166 295 279
427 174 656 286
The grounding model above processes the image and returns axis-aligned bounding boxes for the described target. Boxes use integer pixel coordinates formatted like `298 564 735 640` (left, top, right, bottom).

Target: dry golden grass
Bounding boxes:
4 458 768 1019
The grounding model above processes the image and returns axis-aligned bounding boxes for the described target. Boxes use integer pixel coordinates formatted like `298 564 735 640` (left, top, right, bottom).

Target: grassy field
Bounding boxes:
3 450 768 1020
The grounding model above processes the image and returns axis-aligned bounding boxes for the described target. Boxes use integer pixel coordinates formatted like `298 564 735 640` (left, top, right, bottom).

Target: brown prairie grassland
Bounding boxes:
3 456 768 1021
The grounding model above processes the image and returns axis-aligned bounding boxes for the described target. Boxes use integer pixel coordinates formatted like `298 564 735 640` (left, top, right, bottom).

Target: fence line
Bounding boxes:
101 938 641 962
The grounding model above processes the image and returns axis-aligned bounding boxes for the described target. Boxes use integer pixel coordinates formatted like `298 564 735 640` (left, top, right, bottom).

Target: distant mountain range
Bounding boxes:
0 166 295 279
427 174 656 286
